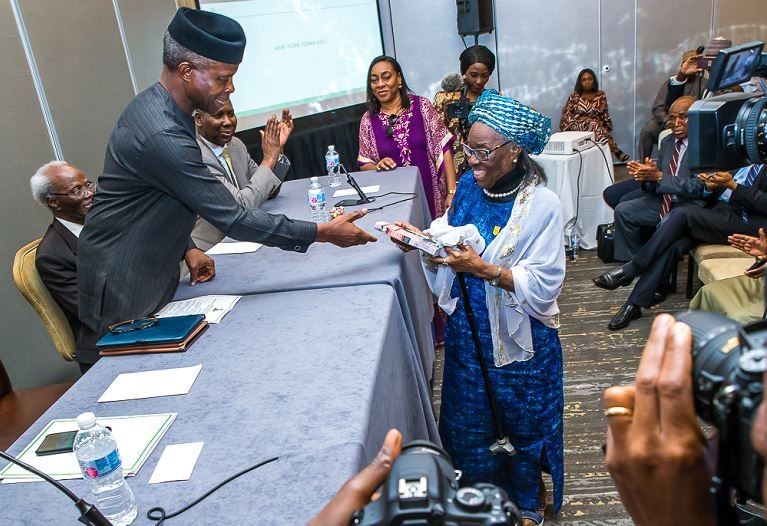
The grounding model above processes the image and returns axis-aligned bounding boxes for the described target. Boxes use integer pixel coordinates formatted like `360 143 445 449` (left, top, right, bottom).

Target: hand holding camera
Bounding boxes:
604 315 716 526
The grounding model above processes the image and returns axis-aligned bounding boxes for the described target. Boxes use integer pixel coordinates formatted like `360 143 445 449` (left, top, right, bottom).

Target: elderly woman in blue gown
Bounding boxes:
394 91 565 526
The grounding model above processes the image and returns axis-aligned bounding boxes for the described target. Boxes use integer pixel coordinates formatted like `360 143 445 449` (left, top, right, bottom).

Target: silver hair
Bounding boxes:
162 31 217 71
30 161 68 205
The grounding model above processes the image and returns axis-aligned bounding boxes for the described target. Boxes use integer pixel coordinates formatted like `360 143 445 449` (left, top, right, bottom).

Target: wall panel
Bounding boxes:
713 0 767 44
116 0 177 93
388 0 498 99
600 0 637 158
495 0 600 130
0 2 78 388
18 0 135 177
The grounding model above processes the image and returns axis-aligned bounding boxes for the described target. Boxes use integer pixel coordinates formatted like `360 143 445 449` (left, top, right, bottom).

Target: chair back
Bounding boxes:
12 239 76 361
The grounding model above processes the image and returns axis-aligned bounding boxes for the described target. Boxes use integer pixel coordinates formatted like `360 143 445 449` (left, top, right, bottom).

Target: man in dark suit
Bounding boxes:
77 8 375 369
31 162 93 337
611 96 705 262
637 50 705 159
594 163 767 329
191 101 291 251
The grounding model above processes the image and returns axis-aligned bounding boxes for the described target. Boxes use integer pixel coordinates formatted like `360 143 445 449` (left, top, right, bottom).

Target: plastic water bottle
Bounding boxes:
74 413 137 526
325 145 342 187
307 176 330 223
569 232 580 262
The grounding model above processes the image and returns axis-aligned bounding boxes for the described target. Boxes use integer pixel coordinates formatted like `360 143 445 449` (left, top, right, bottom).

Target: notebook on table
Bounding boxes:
97 314 208 356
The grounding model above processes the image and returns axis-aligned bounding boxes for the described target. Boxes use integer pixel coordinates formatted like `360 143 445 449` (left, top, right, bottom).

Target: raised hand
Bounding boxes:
260 114 281 168
278 109 294 150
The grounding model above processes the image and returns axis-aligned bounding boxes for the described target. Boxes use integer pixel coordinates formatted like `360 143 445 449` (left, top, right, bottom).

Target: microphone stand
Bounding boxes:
455 273 516 457
0 449 112 526
335 164 375 207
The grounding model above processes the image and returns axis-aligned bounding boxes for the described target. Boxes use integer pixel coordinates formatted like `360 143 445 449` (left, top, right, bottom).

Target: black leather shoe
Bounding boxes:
593 267 634 290
608 303 642 330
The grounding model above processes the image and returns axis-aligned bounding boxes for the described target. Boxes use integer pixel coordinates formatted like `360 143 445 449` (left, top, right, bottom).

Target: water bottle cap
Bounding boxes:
311 176 319 182
77 412 97 429
328 145 335 151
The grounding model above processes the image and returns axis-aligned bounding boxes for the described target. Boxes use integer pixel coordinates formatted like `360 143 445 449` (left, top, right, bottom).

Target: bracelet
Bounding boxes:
448 188 456 195
488 265 502 287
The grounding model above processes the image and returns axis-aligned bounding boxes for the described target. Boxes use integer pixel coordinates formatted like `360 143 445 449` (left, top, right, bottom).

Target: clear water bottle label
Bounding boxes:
81 449 122 479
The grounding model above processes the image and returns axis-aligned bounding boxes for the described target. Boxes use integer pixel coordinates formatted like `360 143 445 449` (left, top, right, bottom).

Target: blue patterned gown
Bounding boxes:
439 174 564 513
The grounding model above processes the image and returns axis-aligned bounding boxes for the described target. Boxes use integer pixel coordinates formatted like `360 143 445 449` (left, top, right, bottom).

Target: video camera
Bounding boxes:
688 41 767 171
351 440 520 525
673 311 766 525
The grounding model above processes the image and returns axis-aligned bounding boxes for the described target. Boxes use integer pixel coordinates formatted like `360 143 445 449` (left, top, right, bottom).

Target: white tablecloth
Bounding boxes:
532 142 614 249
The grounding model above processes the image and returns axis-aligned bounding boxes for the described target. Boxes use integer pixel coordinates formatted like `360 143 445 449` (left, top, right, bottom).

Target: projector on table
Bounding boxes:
542 131 595 155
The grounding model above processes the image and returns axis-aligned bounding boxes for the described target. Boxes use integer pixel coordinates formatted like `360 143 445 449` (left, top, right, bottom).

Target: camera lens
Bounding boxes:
674 311 742 421
736 96 767 164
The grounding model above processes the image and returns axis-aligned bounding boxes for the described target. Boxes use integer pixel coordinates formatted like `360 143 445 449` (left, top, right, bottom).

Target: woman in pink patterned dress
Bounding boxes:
358 56 457 219
559 68 629 162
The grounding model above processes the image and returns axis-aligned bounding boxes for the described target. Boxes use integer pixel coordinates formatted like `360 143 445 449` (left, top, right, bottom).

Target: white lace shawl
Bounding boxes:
421 183 565 366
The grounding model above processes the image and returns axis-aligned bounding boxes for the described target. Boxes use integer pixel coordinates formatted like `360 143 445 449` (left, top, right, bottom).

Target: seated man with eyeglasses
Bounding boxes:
30 161 214 373
600 96 705 264
30 161 95 339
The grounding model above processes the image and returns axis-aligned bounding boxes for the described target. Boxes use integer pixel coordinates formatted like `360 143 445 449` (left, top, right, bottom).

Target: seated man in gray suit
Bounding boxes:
192 101 291 250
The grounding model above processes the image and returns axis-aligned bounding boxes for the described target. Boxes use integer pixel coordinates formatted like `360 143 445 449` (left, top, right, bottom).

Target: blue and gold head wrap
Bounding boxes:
468 90 551 155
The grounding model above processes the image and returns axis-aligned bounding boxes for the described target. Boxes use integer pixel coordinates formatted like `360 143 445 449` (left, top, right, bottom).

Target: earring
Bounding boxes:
398 83 402 88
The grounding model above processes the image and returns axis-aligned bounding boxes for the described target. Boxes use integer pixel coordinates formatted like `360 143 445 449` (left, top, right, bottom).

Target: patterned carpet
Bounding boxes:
431 167 697 524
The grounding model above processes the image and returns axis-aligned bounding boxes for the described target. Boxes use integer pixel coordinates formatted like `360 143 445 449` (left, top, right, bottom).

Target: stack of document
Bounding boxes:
0 413 176 483
156 295 241 324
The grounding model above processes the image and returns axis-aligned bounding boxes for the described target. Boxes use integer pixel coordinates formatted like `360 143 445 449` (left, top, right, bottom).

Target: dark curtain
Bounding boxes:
237 103 367 182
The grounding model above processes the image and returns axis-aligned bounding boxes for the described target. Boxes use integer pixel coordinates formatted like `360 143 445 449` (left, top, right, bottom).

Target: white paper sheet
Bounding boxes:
149 442 204 484
206 241 262 255
98 365 202 403
332 185 380 198
0 413 176 483
155 295 241 324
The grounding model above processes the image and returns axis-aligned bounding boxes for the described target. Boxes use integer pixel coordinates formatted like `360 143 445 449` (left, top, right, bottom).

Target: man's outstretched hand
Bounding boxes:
308 429 402 526
316 209 377 247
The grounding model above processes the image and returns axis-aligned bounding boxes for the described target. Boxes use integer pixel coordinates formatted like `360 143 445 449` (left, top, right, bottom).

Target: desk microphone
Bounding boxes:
0 449 112 526
334 164 375 207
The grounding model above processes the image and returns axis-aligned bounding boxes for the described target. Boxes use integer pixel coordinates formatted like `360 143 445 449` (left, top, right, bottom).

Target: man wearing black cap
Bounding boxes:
76 8 375 371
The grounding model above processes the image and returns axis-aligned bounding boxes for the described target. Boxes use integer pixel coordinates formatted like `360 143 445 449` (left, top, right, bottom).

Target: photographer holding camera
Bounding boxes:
604 313 766 525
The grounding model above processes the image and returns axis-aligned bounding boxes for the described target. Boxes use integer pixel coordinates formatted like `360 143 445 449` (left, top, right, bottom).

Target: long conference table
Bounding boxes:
0 168 439 525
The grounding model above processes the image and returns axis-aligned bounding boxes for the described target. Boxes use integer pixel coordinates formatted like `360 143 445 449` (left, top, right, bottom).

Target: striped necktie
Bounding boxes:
659 139 683 220
741 164 762 223
221 147 239 189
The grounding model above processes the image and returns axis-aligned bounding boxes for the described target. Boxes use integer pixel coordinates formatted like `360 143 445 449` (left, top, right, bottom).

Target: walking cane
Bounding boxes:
455 272 516 456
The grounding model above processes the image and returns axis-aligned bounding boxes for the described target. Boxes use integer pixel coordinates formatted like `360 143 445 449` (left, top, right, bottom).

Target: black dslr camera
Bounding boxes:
688 41 767 172
674 311 766 525
351 441 520 525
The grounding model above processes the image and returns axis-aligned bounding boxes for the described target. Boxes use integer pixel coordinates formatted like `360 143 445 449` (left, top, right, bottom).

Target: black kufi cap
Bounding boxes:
168 7 246 64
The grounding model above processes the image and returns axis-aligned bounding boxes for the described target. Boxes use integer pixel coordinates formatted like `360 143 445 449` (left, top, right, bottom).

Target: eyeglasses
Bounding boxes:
668 114 689 124
462 139 514 161
386 114 398 137
50 181 96 199
108 316 158 334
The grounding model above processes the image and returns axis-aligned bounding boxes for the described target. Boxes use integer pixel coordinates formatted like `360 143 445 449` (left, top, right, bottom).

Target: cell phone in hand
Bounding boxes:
747 258 767 272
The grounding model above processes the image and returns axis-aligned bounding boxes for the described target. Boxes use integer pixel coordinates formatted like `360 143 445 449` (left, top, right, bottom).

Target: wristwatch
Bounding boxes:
488 265 503 287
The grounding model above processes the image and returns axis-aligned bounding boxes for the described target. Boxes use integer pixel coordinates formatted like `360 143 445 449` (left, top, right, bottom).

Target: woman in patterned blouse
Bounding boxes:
434 45 496 178
559 68 629 162
358 56 457 219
